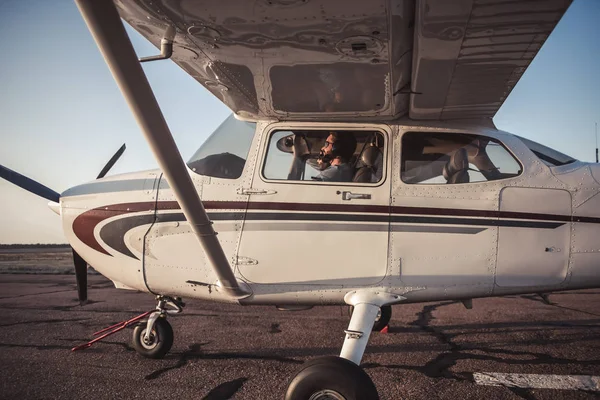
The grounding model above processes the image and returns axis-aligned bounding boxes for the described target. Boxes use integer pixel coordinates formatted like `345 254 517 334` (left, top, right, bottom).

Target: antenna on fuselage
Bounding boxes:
596 122 598 163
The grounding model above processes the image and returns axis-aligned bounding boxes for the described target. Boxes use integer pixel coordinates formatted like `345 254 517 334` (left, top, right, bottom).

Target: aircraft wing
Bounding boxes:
410 0 572 119
115 0 571 121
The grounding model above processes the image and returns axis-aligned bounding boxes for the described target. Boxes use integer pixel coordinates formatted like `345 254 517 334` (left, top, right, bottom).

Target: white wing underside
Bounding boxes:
115 0 571 121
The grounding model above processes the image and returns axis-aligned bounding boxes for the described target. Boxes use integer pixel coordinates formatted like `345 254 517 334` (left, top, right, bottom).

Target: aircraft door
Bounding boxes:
142 116 257 296
237 126 392 286
496 187 571 287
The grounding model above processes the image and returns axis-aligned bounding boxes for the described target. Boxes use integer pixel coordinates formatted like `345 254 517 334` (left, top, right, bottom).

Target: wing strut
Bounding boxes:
74 0 250 299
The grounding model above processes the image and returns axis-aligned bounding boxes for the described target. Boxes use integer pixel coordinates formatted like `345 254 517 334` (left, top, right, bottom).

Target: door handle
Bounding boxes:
338 191 371 201
237 188 277 195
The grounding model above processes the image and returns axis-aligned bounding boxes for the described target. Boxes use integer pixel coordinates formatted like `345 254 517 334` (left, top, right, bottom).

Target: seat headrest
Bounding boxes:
442 148 469 180
360 145 381 168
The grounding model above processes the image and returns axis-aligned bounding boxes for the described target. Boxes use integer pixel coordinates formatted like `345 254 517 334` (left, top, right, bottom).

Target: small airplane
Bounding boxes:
2 0 596 398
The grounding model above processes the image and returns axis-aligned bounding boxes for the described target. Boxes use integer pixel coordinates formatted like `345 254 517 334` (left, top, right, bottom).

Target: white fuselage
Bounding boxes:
59 119 600 306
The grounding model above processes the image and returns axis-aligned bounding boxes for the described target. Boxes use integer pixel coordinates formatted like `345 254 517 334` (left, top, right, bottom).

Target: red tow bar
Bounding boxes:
71 310 153 352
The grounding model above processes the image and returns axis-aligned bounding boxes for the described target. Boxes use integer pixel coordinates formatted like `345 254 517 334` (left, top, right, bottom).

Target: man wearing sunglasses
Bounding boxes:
288 131 357 182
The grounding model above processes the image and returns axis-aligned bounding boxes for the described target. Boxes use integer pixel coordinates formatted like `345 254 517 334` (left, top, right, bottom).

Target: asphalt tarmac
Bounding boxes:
0 274 599 400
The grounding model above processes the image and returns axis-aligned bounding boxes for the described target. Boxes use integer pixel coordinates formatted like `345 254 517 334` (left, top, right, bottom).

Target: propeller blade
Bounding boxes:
97 143 126 179
0 164 60 203
72 249 88 305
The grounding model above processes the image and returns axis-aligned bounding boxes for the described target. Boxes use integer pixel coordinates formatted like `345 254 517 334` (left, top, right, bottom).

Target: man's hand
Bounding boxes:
292 134 310 159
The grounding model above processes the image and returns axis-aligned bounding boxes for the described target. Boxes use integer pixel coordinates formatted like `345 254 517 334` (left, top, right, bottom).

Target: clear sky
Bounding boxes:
1 0 599 244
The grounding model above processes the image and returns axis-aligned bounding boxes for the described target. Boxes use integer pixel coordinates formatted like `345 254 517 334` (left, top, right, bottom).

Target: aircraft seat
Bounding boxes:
442 147 469 184
353 145 382 183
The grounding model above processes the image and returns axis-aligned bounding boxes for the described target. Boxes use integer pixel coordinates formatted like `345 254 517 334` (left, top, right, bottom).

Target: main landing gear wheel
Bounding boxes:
285 356 379 400
372 305 391 332
132 317 173 359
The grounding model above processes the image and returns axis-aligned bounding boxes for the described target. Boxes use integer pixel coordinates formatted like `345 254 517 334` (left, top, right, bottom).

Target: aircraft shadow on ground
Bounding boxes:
143 343 262 400
201 378 248 400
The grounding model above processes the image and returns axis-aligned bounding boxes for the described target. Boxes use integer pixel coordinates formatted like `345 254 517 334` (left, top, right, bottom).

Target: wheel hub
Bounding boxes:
308 390 346 400
140 329 158 350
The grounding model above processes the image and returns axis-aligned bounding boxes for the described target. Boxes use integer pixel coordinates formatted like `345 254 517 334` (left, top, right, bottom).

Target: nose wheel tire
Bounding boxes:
285 356 379 400
132 317 173 359
372 305 391 332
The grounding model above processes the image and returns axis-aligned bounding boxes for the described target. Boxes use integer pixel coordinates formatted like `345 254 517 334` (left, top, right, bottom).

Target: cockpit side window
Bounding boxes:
401 132 522 185
188 115 256 179
262 129 385 184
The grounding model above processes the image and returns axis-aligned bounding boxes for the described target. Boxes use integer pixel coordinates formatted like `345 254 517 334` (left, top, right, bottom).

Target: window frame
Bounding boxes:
259 123 390 187
399 130 524 186
515 135 576 167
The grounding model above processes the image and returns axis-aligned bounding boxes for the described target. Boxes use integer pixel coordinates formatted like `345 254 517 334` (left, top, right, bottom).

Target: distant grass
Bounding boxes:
0 244 70 249
0 266 74 274
0 245 95 275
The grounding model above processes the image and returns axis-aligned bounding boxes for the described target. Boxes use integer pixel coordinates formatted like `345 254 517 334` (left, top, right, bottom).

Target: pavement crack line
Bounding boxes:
406 301 468 380
520 295 600 317
363 301 600 384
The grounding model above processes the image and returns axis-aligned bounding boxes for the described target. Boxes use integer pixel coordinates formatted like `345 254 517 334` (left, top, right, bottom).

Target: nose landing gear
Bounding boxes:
71 295 184 357
132 296 183 359
132 316 174 359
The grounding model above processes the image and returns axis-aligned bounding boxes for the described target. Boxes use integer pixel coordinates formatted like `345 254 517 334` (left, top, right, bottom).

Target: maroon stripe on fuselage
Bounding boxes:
203 201 580 222
73 210 118 256
72 202 156 256
72 200 599 257
79 200 581 221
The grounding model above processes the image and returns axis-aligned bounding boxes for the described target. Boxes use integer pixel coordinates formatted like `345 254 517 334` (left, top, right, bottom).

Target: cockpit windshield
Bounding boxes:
187 115 256 179
516 136 577 167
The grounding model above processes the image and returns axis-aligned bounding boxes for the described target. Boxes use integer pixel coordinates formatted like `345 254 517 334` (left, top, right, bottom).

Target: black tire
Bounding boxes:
372 305 391 332
132 317 173 359
285 356 379 400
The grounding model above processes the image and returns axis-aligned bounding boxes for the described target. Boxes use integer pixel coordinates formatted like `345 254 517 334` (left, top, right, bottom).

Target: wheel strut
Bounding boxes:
340 303 380 365
144 296 184 342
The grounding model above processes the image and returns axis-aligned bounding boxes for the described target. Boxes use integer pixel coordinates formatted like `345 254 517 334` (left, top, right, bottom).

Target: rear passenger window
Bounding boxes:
401 132 521 184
